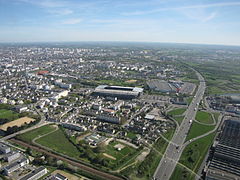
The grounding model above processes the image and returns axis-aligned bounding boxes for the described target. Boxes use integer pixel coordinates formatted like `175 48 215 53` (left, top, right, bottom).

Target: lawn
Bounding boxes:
170 133 216 180
168 108 186 116
0 109 19 122
173 116 185 125
195 111 214 124
126 131 137 139
163 127 176 141
136 128 175 179
186 97 193 105
36 128 80 159
213 112 220 122
170 165 195 180
104 141 139 168
17 124 56 143
186 122 215 142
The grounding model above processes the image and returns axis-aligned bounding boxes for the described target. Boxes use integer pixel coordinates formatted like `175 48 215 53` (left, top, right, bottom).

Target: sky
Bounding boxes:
1 0 240 45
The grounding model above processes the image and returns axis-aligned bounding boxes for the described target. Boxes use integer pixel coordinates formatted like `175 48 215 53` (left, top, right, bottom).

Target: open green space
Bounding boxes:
195 111 214 124
168 108 186 125
36 128 80 159
170 165 195 180
163 127 176 141
186 122 215 142
213 112 220 122
126 131 137 139
17 124 56 143
170 133 216 180
0 109 20 122
103 140 139 169
134 128 175 179
168 108 186 116
172 116 184 125
186 97 193 105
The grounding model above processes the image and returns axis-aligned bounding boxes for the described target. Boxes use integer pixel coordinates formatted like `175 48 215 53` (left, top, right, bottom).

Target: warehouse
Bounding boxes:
206 119 240 180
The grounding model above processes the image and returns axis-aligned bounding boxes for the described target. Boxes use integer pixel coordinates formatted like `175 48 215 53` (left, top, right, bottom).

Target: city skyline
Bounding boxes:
1 0 240 46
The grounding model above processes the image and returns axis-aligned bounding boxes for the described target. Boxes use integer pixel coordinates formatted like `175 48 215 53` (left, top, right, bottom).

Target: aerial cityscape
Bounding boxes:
0 0 240 180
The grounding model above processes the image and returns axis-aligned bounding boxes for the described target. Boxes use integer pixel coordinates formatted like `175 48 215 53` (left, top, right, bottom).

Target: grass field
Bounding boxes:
126 132 137 139
170 133 216 180
36 128 81 159
195 111 214 124
17 124 56 143
103 140 140 169
168 108 186 125
0 109 19 121
186 122 215 142
186 97 193 105
170 165 195 180
135 128 175 179
173 116 185 125
213 112 220 122
168 108 186 116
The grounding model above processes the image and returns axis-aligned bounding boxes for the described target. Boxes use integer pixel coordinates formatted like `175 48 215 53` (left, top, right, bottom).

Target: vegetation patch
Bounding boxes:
171 133 216 180
186 122 215 142
0 109 20 124
168 108 186 116
17 124 56 143
36 128 81 159
195 111 214 124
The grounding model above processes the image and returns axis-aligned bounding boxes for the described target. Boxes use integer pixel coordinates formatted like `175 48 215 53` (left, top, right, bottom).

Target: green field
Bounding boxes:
126 132 137 139
168 108 186 125
17 124 56 143
104 141 139 168
168 108 186 116
213 112 220 122
186 97 193 105
0 109 19 121
173 116 185 125
171 133 216 180
195 111 214 124
135 128 175 179
186 122 215 141
36 128 81 159
170 165 195 180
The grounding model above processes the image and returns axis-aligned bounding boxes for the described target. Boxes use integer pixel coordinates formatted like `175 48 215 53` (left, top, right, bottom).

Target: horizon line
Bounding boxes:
0 40 240 48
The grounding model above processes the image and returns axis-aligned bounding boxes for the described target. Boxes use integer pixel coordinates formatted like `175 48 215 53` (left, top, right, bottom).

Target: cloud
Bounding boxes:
61 18 83 25
123 2 240 16
18 0 67 8
48 9 73 16
202 12 217 22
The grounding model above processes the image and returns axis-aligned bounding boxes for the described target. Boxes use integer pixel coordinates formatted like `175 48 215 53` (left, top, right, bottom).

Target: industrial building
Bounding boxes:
205 119 240 180
4 157 29 175
92 85 143 99
0 143 11 154
20 166 48 180
4 151 21 163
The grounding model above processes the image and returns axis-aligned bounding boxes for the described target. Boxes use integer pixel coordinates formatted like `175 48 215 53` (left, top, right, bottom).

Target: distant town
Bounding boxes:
0 42 240 180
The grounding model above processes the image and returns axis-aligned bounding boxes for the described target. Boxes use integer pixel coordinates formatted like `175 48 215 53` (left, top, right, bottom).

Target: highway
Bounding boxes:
153 70 206 180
